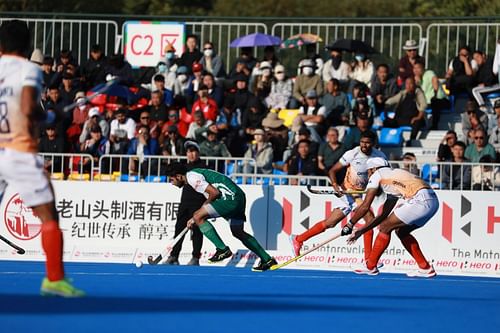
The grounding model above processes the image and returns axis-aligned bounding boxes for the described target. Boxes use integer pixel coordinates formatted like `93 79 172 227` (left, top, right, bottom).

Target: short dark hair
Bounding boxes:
453 141 466 150
153 74 165 82
446 130 457 137
360 130 377 142
165 162 187 176
0 20 31 54
297 139 311 146
376 63 389 71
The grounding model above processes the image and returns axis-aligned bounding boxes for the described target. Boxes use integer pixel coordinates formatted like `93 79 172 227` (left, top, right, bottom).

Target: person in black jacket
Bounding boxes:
165 140 208 266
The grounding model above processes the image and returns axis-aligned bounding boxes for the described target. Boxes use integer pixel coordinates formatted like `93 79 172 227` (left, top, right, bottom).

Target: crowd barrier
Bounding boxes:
36 153 500 192
2 16 499 76
1 181 499 277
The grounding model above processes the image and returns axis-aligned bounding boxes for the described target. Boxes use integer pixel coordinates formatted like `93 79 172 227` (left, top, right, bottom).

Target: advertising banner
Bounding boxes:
1 182 499 277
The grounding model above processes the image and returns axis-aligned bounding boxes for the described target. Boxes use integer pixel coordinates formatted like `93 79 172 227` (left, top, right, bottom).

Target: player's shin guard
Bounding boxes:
400 234 431 269
296 221 327 243
362 228 374 261
41 220 64 281
199 220 227 250
366 232 390 270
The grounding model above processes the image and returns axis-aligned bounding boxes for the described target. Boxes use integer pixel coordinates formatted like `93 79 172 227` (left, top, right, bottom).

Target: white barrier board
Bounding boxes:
1 182 499 277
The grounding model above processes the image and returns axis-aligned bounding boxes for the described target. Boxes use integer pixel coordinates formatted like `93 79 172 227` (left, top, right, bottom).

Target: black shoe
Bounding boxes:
165 256 179 265
208 247 232 263
252 257 278 272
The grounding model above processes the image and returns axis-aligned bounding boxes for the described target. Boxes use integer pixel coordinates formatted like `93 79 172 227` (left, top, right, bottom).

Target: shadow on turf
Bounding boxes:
0 294 393 314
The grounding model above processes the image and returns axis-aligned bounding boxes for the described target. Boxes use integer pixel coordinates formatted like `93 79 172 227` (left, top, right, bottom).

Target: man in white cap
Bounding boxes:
398 39 424 86
346 156 439 278
79 107 109 149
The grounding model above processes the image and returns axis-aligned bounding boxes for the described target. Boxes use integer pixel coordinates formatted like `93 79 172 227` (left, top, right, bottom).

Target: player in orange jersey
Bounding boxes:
0 20 84 296
345 157 438 277
290 131 386 261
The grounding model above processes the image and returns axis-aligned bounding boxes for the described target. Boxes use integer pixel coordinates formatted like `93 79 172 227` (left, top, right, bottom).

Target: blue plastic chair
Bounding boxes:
144 175 166 183
378 127 404 147
421 164 439 183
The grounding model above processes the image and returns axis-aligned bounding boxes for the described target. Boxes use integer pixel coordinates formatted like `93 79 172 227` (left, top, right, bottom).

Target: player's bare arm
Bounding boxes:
203 184 221 204
328 161 344 192
349 188 378 225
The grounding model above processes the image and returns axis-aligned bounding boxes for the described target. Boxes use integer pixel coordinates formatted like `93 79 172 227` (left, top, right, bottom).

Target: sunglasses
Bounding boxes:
168 114 178 118
203 47 212 50
141 117 150 120
474 136 485 139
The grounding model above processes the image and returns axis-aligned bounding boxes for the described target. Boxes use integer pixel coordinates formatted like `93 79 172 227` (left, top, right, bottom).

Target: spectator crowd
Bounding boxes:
33 35 500 189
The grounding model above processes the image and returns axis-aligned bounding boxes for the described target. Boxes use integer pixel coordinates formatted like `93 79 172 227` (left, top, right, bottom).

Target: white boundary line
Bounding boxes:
2 270 500 284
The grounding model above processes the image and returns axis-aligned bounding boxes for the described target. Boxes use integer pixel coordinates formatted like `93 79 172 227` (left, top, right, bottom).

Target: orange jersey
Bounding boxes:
367 167 431 199
0 55 43 153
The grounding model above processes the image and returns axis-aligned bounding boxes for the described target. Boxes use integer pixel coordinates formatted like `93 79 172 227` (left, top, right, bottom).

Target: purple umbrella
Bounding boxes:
230 32 281 48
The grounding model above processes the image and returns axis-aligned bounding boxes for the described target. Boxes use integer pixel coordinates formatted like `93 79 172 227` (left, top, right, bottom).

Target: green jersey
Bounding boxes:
186 168 246 220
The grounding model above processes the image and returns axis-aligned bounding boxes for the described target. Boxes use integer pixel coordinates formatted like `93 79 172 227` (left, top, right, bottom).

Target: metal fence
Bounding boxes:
37 152 500 191
0 17 118 65
5 16 500 78
272 22 422 65
426 23 500 76
185 21 267 72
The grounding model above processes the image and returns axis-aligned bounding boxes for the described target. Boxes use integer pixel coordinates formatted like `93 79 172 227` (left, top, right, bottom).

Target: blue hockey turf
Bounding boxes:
0 261 499 333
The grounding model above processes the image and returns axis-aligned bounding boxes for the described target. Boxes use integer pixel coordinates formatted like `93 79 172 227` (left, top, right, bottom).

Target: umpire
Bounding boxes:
165 140 208 265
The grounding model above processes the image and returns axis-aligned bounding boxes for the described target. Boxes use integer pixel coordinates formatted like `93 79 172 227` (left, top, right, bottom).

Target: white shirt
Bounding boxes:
110 117 136 140
322 59 350 82
339 147 387 190
298 105 326 127
0 55 43 152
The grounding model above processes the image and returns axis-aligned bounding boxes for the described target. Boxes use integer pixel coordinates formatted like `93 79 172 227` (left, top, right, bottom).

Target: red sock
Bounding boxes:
41 220 65 281
400 234 430 269
366 232 390 269
296 221 327 243
363 228 374 261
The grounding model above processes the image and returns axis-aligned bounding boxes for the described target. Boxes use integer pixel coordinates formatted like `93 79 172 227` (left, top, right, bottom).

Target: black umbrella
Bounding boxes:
326 39 377 54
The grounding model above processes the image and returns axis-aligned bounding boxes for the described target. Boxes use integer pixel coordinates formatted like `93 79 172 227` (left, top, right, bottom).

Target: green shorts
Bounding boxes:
207 192 246 221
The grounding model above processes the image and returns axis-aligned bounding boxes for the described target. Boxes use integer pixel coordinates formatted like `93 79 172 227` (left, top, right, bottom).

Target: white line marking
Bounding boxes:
1 270 500 284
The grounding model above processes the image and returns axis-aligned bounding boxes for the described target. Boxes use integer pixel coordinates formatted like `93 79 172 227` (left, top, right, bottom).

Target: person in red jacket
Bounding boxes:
192 84 218 122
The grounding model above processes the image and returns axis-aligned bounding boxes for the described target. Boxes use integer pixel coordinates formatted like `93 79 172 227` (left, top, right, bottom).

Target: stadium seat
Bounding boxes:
68 173 90 181
94 174 114 181
120 174 140 182
50 173 64 180
272 161 289 185
421 163 439 183
225 161 235 176
378 127 404 147
144 175 167 183
278 109 300 128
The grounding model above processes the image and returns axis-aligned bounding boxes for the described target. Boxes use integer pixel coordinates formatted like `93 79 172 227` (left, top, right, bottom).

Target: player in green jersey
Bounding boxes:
166 162 277 272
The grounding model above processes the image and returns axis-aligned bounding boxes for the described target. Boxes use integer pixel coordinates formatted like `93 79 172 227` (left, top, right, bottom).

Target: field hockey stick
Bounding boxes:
147 226 189 265
62 78 120 112
0 235 25 254
306 185 366 197
270 232 342 270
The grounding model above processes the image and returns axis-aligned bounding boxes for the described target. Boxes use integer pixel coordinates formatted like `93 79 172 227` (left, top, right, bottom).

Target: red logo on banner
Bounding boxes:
3 193 42 240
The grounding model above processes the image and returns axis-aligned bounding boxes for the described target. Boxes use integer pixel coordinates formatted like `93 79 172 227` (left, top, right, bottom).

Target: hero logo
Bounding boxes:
3 193 42 240
441 194 500 243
